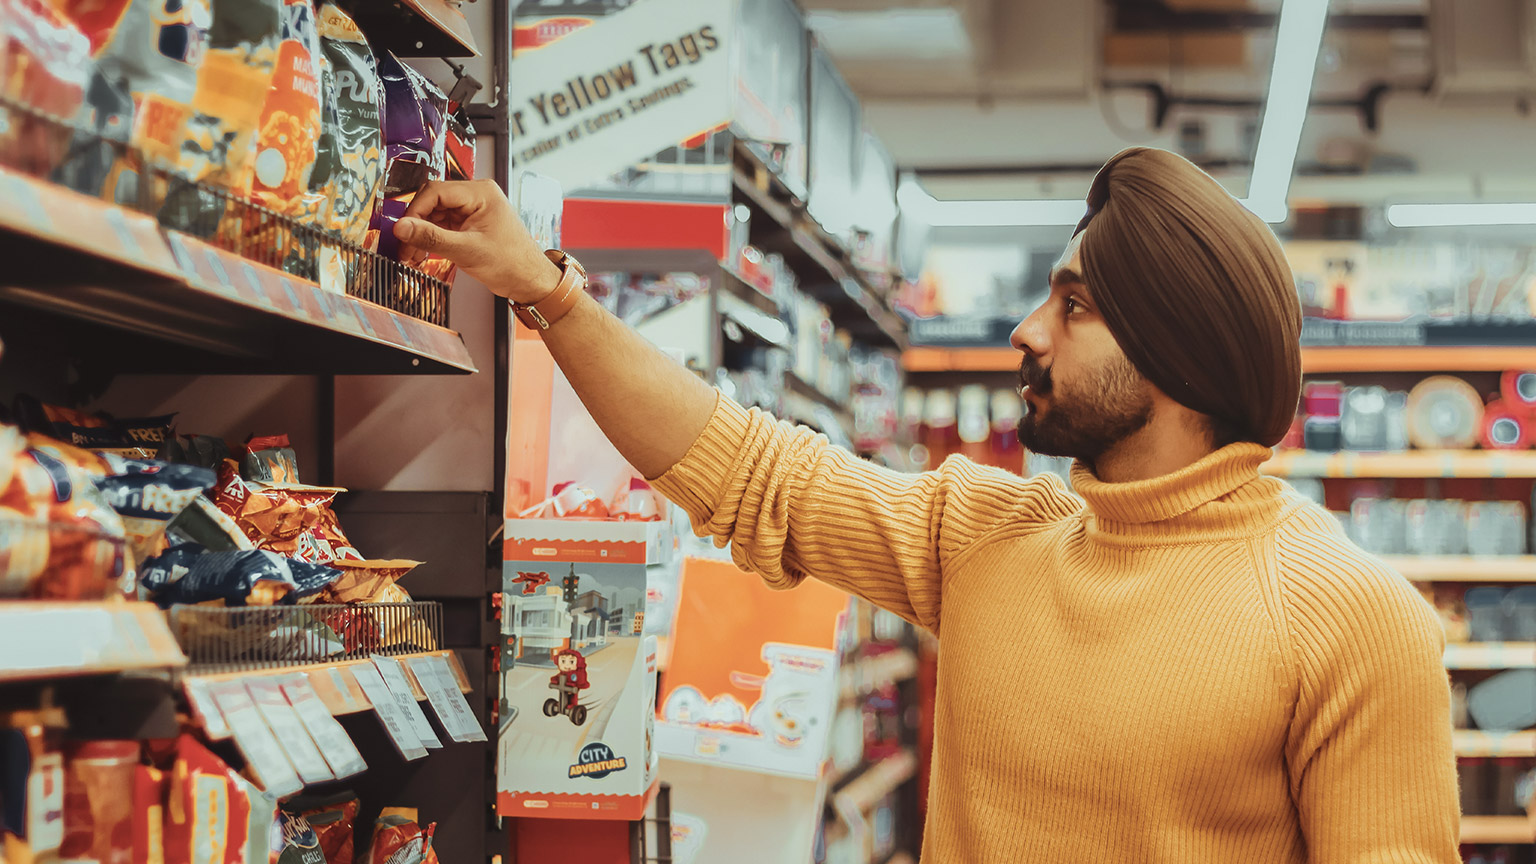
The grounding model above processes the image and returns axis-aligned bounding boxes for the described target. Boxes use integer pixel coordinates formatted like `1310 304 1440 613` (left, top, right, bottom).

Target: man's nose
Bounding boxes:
1011 304 1049 357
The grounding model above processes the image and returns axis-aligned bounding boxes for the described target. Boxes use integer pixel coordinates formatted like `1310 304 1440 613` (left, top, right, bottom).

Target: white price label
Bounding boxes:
325 667 361 712
208 681 303 798
184 679 231 740
279 674 367 779
351 664 428 760
371 656 442 749
245 679 333 785
408 655 486 743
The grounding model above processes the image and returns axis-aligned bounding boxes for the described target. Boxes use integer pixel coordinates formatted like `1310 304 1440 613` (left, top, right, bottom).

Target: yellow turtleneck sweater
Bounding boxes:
652 396 1460 863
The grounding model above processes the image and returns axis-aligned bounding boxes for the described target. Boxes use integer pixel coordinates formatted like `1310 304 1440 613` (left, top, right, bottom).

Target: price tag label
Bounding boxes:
208 681 303 797
324 667 361 712
279 675 367 779
371 656 442 749
351 664 427 760
245 679 332 785
408 655 486 743
184 679 230 740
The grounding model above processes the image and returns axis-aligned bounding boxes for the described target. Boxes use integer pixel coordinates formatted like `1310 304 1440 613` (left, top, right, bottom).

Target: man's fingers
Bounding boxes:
401 180 477 222
394 216 467 264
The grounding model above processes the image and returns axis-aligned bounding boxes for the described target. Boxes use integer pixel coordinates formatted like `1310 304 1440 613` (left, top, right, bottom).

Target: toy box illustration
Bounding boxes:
657 557 847 778
497 547 664 819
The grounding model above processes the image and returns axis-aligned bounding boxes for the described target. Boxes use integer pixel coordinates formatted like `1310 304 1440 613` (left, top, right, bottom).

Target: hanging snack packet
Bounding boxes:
366 807 437 864
89 0 211 172
235 0 324 275
313 3 383 247
155 0 282 236
284 792 358 864
0 0 92 178
367 52 445 262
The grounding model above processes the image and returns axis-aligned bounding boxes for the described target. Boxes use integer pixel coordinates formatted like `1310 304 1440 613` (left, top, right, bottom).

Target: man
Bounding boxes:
395 148 1458 862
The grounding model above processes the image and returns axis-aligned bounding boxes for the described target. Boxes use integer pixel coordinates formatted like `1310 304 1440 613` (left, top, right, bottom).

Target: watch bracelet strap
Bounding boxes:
515 251 585 330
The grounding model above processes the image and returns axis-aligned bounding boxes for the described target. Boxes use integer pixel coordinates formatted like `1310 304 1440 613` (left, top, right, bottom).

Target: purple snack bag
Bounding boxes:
366 51 447 261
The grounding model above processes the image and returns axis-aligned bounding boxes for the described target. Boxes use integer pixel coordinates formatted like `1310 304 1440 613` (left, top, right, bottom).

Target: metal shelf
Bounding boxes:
0 166 475 375
1444 643 1536 670
1453 729 1536 757
1462 815 1536 844
341 0 478 57
839 648 919 700
732 144 907 351
1302 345 1536 373
0 601 186 683
1261 449 1536 478
832 750 918 814
1383 556 1536 583
903 344 1536 375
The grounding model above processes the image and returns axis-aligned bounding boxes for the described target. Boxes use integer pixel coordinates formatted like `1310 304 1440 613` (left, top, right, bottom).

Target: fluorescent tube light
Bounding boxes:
1386 203 1536 227
1245 0 1331 221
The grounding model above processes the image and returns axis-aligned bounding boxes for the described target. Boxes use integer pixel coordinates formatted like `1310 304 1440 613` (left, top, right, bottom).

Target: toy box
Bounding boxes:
657 557 847 779
497 520 673 819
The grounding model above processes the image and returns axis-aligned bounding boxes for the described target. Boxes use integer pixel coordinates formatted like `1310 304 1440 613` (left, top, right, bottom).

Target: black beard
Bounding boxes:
1016 355 1154 464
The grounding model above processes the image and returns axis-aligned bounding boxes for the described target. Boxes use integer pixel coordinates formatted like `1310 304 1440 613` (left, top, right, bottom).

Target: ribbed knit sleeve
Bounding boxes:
650 394 1077 632
1276 507 1460 863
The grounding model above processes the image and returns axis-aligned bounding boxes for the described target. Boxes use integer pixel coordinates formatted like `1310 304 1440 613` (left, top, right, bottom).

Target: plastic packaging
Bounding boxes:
366 807 437 864
61 739 139 864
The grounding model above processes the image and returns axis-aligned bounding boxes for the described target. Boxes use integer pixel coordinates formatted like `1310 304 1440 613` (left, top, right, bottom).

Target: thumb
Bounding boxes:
394 217 467 261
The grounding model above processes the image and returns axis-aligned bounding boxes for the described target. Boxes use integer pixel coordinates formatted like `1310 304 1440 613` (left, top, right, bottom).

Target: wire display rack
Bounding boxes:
166 601 444 673
0 96 450 327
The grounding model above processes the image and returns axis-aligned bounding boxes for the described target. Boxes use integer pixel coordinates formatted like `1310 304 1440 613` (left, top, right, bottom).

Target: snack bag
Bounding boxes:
367 52 446 268
1 424 129 599
141 543 339 606
163 734 271 864
243 434 299 484
238 0 324 274
0 0 92 177
314 558 419 603
131 764 167 864
90 0 211 165
268 809 322 864
283 792 356 864
155 0 282 236
312 2 382 248
88 456 217 567
366 807 437 864
12 397 175 459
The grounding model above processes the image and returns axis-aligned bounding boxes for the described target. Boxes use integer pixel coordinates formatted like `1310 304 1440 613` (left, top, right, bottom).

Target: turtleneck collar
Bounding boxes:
1069 442 1279 533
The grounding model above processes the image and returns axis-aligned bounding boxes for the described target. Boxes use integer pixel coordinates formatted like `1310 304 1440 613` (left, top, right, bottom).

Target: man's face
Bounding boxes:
1010 234 1155 464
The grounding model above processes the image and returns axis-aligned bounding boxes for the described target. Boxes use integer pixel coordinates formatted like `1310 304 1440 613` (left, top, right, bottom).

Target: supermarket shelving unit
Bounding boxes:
0 0 509 858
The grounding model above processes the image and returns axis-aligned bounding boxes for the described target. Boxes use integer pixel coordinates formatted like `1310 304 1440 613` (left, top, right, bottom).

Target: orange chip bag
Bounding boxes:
367 807 437 864
317 558 419 603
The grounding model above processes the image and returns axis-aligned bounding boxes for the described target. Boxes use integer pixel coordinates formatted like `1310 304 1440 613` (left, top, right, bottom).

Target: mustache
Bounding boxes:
1019 358 1053 395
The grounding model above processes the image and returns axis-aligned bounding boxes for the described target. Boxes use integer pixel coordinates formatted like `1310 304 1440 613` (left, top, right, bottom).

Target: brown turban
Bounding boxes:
1073 147 1301 447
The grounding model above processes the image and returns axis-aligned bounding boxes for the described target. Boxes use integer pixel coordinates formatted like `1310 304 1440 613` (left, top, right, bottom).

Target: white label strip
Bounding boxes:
245 679 333 785
208 681 303 798
184 679 231 740
371 656 442 749
351 664 428 760
408 655 483 743
280 674 367 779
325 667 361 712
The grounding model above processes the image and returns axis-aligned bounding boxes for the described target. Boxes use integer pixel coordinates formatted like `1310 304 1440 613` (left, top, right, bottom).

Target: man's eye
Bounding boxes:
1064 297 1082 314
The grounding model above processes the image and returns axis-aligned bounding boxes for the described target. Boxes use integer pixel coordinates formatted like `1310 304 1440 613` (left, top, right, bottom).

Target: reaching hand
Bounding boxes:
392 179 561 303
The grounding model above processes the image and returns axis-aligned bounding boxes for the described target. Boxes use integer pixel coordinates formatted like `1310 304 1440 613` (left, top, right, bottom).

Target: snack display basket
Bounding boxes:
0 95 451 328
166 600 444 673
